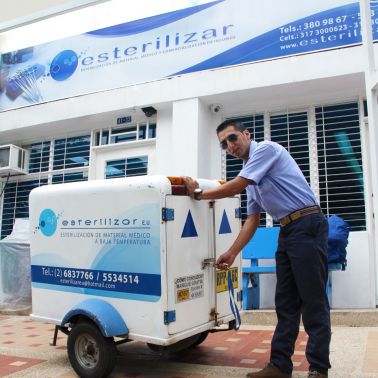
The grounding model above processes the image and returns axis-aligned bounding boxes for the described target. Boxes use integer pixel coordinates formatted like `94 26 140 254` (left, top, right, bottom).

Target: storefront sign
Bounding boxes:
0 0 376 112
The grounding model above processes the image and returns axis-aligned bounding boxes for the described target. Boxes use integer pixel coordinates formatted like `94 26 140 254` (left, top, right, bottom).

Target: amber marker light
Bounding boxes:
167 176 185 185
167 176 188 195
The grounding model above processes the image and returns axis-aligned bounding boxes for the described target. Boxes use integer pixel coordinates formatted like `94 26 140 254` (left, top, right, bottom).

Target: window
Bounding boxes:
224 115 265 225
52 171 88 184
1 179 47 238
1 134 91 239
105 156 148 178
53 135 90 170
225 101 366 232
29 141 50 173
270 111 310 183
316 102 365 231
94 123 156 146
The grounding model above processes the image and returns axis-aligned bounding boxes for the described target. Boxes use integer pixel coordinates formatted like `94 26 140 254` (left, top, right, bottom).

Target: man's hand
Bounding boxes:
215 250 237 270
182 176 199 198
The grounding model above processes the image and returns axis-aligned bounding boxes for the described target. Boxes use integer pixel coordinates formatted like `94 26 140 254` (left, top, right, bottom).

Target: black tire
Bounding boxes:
67 320 117 378
190 331 209 347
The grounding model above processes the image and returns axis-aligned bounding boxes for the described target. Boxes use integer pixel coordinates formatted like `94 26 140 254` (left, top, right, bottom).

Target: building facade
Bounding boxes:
0 0 377 308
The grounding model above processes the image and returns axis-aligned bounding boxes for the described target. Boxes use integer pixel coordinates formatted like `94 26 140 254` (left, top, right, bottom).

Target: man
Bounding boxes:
184 120 331 378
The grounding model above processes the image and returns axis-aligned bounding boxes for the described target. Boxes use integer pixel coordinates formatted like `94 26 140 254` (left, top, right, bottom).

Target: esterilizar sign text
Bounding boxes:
0 0 377 111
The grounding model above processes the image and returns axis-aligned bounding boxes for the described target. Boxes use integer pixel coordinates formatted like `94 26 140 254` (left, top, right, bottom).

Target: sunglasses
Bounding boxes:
220 133 239 149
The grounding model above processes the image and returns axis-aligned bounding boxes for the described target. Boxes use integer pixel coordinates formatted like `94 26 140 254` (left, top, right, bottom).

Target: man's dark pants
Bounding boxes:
270 213 331 374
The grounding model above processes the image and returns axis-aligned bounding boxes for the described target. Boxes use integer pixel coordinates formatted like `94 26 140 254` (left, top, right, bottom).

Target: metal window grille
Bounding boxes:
225 102 366 232
94 123 156 146
105 156 148 179
52 171 88 184
0 178 48 238
53 135 90 170
1 134 90 239
269 111 310 226
29 141 50 173
223 115 265 225
270 111 310 183
316 102 365 231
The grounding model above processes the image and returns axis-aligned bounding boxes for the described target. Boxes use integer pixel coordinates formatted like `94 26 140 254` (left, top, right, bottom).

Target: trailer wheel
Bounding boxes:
190 331 209 347
67 321 117 378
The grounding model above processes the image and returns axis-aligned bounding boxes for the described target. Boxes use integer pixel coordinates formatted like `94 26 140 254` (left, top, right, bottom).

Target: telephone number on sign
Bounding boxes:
51 268 140 284
303 16 348 29
32 265 161 296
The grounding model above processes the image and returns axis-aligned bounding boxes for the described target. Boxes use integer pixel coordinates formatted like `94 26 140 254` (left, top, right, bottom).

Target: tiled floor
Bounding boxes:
0 318 63 352
0 316 307 377
363 331 378 374
141 329 309 370
0 355 44 377
0 315 377 377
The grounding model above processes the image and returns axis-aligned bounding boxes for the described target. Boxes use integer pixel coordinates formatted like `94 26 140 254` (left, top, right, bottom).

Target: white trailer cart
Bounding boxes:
29 175 241 377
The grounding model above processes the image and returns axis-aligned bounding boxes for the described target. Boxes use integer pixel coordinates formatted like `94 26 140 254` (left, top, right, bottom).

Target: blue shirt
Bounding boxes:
238 141 318 221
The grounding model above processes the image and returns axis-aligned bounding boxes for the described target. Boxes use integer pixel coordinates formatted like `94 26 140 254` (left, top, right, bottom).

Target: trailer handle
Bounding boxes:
202 257 216 269
201 260 241 329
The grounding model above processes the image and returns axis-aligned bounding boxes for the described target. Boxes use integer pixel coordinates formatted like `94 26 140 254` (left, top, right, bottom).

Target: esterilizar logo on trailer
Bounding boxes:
37 208 58 237
60 217 151 228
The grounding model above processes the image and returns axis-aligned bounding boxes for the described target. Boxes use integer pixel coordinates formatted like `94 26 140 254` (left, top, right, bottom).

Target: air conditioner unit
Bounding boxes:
0 145 29 176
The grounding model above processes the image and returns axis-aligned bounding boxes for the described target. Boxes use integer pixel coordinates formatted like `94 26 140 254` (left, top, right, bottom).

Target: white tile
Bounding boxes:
240 359 257 364
251 348 269 354
214 346 229 351
9 361 27 367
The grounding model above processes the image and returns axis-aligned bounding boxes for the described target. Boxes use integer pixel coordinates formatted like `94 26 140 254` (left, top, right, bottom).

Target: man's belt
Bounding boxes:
280 205 321 227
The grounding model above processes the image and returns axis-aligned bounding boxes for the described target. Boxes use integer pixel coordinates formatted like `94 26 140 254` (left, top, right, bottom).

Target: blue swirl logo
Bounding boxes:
39 209 57 237
50 50 78 81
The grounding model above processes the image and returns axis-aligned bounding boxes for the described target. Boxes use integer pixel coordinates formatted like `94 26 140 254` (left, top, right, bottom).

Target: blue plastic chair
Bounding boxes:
242 226 344 310
326 262 343 307
242 227 279 310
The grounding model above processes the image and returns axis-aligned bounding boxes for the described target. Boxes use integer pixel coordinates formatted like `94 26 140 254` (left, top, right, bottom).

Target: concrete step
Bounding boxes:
1 306 378 327
242 309 378 327
0 305 31 316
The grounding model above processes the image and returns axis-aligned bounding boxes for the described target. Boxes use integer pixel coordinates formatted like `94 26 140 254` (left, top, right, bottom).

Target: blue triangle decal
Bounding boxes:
181 210 198 238
219 210 232 234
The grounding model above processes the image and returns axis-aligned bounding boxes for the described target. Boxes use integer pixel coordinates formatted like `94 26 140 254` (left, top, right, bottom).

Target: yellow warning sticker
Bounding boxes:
216 267 238 293
175 273 204 303
177 288 190 302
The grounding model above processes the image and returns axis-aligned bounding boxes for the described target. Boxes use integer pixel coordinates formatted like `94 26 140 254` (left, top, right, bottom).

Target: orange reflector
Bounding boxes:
167 176 185 185
171 185 187 195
